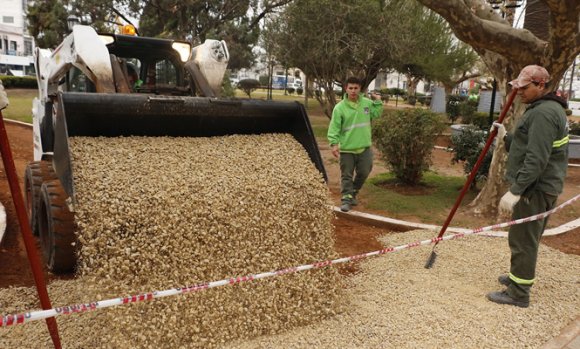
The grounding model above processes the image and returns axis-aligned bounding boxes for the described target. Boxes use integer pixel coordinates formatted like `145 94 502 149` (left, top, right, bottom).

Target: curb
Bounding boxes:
334 207 580 237
540 316 580 349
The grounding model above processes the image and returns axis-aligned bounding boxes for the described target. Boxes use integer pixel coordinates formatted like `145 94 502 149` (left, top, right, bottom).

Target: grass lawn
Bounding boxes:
2 88 36 123
364 171 478 222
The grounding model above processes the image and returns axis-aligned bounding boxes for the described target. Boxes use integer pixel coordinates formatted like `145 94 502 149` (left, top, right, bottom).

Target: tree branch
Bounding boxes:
249 0 294 29
416 0 547 63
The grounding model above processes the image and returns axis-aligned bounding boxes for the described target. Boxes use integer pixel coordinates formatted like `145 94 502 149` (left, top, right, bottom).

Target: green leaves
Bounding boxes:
373 108 446 185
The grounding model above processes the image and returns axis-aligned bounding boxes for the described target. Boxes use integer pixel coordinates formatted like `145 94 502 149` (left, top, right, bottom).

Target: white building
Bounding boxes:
0 0 35 76
369 71 428 94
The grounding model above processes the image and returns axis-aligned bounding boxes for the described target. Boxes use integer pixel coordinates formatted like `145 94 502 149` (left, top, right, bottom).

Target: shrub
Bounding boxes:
286 87 295 94
0 75 37 89
470 111 496 130
296 87 304 95
450 125 492 188
221 72 236 98
373 108 446 185
570 120 580 136
417 95 431 106
458 100 478 124
381 87 406 97
446 95 467 123
237 78 260 98
407 95 417 106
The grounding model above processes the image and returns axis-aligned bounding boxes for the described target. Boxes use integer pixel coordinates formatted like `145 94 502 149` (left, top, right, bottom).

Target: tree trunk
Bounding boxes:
405 74 419 97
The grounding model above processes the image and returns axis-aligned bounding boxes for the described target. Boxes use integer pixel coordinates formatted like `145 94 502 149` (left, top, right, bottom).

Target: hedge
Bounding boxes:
0 75 37 89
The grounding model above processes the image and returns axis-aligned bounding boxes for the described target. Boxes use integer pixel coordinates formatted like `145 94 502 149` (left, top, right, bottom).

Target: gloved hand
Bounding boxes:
0 80 8 111
499 191 521 215
490 122 506 140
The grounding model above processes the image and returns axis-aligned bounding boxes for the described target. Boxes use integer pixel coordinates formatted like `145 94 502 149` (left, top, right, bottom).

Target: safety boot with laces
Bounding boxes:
486 290 529 308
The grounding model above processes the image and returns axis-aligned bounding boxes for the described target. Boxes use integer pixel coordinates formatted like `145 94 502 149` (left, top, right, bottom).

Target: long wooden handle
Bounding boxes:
435 88 518 240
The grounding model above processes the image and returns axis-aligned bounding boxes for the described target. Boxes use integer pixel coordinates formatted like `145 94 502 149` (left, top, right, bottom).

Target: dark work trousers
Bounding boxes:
507 189 558 300
339 147 373 202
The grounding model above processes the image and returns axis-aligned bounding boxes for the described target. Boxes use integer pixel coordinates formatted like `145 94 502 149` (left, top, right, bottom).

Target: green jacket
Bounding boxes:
327 93 383 151
505 94 569 196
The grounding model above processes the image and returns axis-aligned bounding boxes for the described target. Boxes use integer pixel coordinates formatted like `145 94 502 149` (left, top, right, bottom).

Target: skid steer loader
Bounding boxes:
24 25 326 273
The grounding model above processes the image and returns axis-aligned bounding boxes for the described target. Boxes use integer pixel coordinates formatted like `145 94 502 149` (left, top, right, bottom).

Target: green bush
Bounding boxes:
417 95 431 106
407 95 417 106
446 95 467 123
373 108 446 185
470 111 496 130
238 78 260 98
450 125 492 188
0 75 37 89
458 100 478 124
221 72 236 98
286 87 295 94
569 120 580 136
296 87 304 95
381 87 406 97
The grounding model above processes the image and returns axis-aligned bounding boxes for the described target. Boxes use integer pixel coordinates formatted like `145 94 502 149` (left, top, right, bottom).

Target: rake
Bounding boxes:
424 88 518 269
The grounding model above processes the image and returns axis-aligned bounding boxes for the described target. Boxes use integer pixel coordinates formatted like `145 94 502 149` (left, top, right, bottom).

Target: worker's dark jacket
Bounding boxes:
505 93 569 196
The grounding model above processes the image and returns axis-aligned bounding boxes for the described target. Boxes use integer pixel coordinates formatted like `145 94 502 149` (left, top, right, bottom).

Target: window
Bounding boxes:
154 59 178 86
24 40 32 56
10 41 17 51
3 16 14 24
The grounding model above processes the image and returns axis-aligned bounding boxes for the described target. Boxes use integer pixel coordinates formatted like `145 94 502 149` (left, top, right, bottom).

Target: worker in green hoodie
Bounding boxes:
487 65 569 308
327 77 383 212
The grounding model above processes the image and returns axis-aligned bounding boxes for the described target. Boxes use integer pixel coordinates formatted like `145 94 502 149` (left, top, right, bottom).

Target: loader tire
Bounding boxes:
38 179 76 273
24 161 57 236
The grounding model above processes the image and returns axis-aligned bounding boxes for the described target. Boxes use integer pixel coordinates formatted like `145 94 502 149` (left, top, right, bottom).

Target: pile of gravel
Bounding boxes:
0 134 342 348
224 230 580 349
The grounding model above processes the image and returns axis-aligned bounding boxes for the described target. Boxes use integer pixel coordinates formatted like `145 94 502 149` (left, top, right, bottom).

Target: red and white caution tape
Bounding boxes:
1 193 578 328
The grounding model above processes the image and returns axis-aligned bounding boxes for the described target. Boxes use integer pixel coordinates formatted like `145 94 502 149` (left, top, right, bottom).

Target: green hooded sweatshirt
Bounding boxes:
327 93 383 152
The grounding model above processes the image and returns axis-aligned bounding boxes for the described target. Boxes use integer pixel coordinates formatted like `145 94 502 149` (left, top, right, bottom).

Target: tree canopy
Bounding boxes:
26 0 292 70
265 0 461 116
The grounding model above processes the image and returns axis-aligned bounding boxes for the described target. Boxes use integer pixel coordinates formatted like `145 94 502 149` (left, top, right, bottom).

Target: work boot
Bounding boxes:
351 195 358 206
486 290 529 308
498 274 510 286
340 200 352 212
350 191 358 206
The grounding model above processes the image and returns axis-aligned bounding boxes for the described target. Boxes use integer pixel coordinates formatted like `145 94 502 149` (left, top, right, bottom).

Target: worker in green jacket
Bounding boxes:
488 65 569 308
327 77 383 212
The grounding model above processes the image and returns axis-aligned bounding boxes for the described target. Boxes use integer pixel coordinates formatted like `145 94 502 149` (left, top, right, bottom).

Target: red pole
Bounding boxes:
0 111 62 348
425 88 518 268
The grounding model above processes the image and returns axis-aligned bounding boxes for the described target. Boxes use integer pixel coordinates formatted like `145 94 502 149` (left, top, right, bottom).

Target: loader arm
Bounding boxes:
36 25 115 101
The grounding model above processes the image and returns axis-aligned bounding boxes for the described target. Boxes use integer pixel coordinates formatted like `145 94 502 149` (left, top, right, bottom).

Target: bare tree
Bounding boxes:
416 0 580 215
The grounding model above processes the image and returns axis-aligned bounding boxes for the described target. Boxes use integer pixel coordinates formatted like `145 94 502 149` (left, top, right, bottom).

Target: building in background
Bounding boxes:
0 0 35 76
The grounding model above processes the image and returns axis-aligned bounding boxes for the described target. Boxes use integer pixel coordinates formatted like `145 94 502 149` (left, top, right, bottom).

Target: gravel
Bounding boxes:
223 230 580 349
0 134 342 348
1 134 577 348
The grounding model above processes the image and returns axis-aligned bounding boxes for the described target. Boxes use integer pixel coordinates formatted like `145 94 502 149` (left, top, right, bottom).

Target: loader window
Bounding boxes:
67 67 95 92
154 59 178 86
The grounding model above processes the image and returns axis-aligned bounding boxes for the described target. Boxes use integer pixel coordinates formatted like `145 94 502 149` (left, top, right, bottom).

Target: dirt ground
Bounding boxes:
0 121 578 288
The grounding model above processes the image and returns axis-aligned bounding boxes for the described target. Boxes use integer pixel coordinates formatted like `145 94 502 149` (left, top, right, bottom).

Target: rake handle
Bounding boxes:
0 110 62 348
434 88 518 241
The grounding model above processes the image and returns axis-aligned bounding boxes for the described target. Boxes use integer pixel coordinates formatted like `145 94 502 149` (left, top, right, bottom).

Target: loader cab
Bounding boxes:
105 34 192 95
65 34 194 96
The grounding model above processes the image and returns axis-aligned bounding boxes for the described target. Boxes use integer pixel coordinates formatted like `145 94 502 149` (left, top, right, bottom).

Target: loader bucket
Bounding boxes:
52 92 327 201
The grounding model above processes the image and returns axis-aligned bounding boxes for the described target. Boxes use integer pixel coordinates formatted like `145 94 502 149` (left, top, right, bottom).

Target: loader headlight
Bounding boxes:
172 42 192 62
